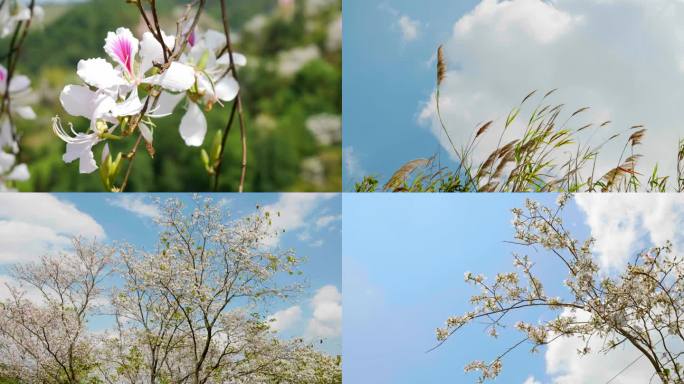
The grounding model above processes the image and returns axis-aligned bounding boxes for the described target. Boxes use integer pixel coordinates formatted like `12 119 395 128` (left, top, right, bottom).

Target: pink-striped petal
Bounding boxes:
104 27 139 76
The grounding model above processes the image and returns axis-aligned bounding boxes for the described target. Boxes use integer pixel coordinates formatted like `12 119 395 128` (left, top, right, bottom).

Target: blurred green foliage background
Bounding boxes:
3 0 341 191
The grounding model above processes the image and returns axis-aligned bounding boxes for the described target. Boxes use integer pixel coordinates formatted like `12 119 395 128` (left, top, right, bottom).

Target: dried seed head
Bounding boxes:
475 120 494 138
437 45 447 86
384 158 431 191
629 128 647 146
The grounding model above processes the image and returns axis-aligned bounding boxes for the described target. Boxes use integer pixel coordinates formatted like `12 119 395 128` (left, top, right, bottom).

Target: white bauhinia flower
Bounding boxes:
0 118 29 190
4 162 28 181
0 65 37 120
101 27 195 93
0 1 44 38
140 30 175 74
160 28 246 146
73 28 193 94
56 86 152 174
0 117 17 153
52 117 105 174
60 85 115 121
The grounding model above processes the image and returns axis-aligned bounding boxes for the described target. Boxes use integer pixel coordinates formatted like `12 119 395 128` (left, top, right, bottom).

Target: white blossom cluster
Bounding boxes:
0 0 43 190
438 195 684 383
53 25 245 175
0 0 43 39
0 64 33 190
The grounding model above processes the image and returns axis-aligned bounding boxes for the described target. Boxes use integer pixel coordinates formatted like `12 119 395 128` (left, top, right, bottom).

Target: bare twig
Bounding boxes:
213 0 248 192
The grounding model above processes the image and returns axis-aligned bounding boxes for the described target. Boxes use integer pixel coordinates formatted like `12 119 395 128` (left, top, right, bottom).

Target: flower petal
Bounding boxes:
104 27 139 76
139 122 153 143
149 91 184 117
60 85 95 118
214 76 239 102
6 163 29 181
101 142 110 163
15 106 36 120
32 6 45 23
140 31 175 74
77 58 125 89
203 29 227 53
110 88 144 117
0 152 15 172
143 62 195 92
8 75 30 93
77 147 98 174
216 52 247 67
179 102 207 147
52 117 101 174
0 118 15 151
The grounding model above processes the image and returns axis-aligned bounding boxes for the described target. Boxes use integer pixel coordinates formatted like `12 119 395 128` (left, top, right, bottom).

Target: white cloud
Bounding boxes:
546 334 652 384
523 377 542 384
379 3 422 43
343 146 364 181
544 310 660 383
268 305 303 332
575 194 684 270
398 15 420 41
310 239 325 248
316 214 341 230
420 0 684 182
0 275 44 303
0 194 104 264
261 193 334 246
305 285 342 340
106 195 159 219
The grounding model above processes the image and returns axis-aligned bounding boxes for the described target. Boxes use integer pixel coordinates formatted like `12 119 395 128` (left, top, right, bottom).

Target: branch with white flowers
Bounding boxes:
0 0 42 191
53 0 249 192
436 194 684 383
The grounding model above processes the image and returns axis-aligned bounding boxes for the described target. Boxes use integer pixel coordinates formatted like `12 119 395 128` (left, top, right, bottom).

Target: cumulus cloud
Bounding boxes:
305 285 342 340
538 196 684 383
523 377 542 384
420 0 684 180
261 193 334 246
0 275 44 302
106 195 159 219
575 194 684 270
0 194 104 264
316 214 341 230
398 15 420 41
544 310 659 383
268 305 303 332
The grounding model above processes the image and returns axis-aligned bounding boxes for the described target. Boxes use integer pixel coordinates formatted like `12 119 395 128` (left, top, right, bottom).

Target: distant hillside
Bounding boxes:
17 0 275 75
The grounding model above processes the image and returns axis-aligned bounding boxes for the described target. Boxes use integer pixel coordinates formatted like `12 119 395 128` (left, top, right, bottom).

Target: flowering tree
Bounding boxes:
52 0 248 192
105 196 304 383
436 194 684 383
0 0 42 190
0 238 114 384
0 196 342 383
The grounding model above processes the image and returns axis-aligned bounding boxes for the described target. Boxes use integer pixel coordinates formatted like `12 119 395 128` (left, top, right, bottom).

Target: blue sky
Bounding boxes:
344 0 684 189
0 193 341 354
343 0 479 188
343 193 591 383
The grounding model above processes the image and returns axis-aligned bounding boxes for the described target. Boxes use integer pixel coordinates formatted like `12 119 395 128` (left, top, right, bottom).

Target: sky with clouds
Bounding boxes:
0 193 342 355
344 0 684 188
344 193 684 383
